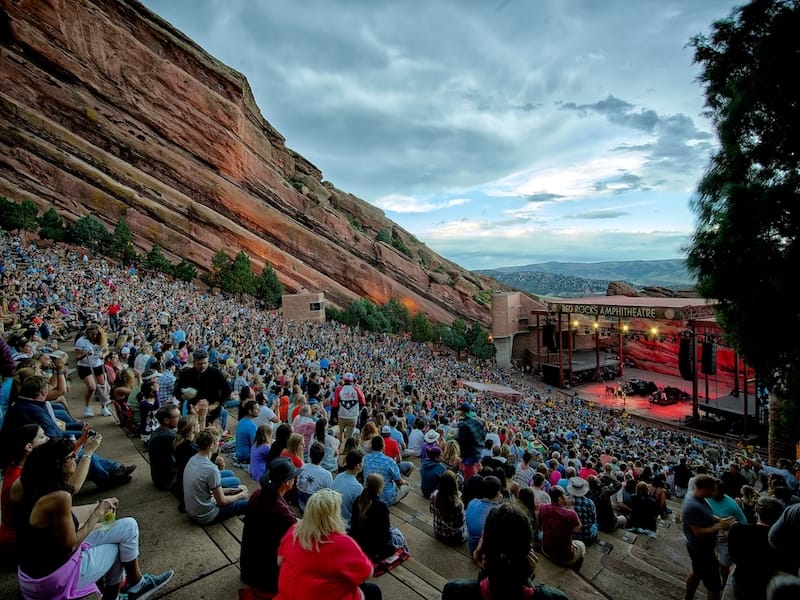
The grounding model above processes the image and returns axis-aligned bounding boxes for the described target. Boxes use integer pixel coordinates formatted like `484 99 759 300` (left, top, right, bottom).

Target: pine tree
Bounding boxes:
109 216 137 263
38 206 67 241
255 263 284 308
70 215 110 251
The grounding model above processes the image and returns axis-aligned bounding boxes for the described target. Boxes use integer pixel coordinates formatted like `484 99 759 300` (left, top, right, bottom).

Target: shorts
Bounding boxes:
77 365 105 379
687 544 722 592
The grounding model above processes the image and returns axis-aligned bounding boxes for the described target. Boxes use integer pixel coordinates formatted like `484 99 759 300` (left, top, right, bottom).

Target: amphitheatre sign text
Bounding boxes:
552 303 716 321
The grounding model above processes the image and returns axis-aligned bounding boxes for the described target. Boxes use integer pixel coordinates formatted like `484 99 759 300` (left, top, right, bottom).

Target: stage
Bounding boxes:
461 380 524 402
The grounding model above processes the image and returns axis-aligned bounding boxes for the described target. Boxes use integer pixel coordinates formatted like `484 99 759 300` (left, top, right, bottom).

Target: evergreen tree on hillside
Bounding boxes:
172 258 197 282
467 322 496 359
409 312 434 342
207 250 232 288
689 0 800 460
38 206 67 242
143 244 172 274
109 216 137 263
0 198 39 232
221 251 256 296
70 215 110 251
255 263 284 308
380 298 410 334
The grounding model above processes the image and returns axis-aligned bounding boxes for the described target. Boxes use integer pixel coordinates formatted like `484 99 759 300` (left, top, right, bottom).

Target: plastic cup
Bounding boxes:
101 509 116 530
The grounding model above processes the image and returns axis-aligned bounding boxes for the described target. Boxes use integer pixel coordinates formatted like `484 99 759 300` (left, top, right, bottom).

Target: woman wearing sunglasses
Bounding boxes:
15 438 173 600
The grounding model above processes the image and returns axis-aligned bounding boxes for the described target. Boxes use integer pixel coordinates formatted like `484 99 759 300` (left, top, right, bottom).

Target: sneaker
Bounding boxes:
100 406 113 417
83 406 95 418
124 570 174 600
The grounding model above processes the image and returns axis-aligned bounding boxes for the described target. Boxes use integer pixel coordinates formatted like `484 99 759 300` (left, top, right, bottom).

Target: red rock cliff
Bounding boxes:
0 0 505 325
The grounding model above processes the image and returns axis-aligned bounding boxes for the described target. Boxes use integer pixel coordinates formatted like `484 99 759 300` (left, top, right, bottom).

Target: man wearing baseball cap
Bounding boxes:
456 401 485 481
240 457 300 599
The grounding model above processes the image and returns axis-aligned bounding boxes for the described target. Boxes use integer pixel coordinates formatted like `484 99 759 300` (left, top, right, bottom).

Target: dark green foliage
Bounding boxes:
0 197 39 231
689 0 800 455
375 227 412 257
380 298 410 334
70 215 110 251
172 258 197 282
221 251 257 296
38 207 67 242
409 312 434 342
341 298 391 332
143 244 172 273
205 250 232 287
467 322 496 359
255 263 284 308
109 216 137 263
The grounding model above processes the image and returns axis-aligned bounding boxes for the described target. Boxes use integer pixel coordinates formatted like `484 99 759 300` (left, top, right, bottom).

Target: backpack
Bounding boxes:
111 386 140 437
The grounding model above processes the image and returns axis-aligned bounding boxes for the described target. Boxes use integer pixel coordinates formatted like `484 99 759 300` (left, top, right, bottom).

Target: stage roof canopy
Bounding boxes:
545 296 717 322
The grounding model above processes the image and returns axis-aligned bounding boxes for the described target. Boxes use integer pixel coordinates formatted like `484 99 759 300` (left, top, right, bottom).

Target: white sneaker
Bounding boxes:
83 406 95 418
100 406 113 417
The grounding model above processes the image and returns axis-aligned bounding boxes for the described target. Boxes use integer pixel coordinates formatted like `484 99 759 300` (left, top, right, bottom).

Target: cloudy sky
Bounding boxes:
141 0 741 270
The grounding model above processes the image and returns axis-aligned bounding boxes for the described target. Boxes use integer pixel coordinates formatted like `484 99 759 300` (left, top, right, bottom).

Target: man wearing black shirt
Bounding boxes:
148 404 180 491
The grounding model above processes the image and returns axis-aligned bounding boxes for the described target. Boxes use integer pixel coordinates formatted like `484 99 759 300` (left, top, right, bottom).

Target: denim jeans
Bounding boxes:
213 498 248 522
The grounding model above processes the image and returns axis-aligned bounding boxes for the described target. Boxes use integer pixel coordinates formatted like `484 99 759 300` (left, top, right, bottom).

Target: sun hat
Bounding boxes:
567 476 590 497
424 430 440 443
381 425 392 435
260 457 301 490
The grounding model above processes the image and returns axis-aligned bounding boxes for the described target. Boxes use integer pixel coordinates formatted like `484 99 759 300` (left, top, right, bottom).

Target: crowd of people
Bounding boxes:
1 230 800 599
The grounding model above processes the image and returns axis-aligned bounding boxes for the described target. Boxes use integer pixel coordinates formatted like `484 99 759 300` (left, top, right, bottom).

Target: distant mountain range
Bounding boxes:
477 259 695 298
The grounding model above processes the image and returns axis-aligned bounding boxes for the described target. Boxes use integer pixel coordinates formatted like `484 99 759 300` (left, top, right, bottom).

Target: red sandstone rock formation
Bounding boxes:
0 0 505 325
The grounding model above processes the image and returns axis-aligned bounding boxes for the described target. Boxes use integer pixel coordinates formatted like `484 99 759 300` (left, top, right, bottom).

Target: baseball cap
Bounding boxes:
343 372 355 383
459 402 473 413
381 425 391 435
260 457 302 490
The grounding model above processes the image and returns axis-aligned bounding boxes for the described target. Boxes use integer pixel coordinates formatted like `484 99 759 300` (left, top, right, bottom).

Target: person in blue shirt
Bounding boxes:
465 475 502 554
234 401 259 465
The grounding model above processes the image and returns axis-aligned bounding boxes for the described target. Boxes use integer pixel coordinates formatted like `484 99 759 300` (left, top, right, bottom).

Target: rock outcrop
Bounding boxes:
0 0 505 325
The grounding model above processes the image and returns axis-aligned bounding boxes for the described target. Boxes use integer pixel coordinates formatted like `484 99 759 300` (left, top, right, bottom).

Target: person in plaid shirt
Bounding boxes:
568 477 598 544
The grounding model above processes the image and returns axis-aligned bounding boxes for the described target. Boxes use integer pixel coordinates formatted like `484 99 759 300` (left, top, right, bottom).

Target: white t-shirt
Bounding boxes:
75 336 103 368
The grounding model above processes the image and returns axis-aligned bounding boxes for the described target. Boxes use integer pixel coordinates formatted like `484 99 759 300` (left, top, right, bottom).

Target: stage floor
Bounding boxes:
571 367 737 427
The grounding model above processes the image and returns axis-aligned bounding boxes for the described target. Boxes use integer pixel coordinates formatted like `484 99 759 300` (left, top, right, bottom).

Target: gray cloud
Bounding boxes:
565 209 630 220
526 193 563 203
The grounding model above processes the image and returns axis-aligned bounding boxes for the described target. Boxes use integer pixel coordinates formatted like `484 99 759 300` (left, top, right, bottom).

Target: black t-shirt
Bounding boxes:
148 427 177 490
240 488 297 592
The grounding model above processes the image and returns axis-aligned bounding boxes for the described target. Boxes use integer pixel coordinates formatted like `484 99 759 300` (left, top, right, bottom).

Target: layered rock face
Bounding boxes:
0 0 502 325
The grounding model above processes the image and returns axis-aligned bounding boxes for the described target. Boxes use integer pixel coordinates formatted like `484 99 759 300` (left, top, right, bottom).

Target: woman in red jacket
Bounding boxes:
276 488 381 600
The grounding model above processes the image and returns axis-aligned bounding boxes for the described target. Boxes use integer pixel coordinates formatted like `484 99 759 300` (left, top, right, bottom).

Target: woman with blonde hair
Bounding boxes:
74 323 112 417
276 488 380 600
280 433 305 468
